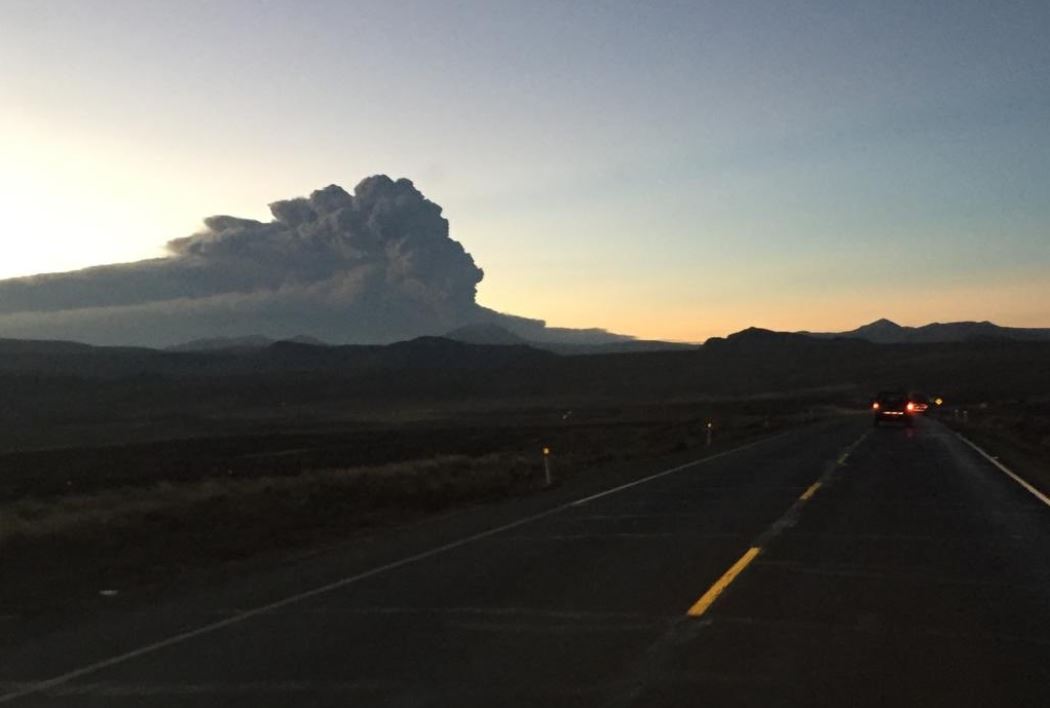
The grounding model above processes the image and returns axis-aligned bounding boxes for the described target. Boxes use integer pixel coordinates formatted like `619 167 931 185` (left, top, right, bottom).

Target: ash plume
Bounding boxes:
0 176 501 346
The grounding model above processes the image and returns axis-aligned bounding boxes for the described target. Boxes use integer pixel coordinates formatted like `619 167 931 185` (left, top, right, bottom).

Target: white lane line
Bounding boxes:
1 678 624 699
1 680 388 698
0 507 564 704
0 426 801 704
569 430 795 507
956 433 1050 509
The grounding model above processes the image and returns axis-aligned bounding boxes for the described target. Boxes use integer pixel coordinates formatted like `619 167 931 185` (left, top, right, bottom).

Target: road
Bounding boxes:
2 416 1049 706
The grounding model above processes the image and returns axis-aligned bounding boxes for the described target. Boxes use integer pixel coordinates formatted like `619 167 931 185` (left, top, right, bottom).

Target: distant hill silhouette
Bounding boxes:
443 323 530 346
4 328 1050 456
0 334 555 380
167 335 329 352
3 326 1049 401
158 318 1050 352
799 318 1050 344
165 324 689 356
443 323 695 355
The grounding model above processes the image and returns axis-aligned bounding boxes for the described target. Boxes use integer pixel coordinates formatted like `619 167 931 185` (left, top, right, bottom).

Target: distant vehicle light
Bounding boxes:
935 397 943 406
872 402 880 410
906 402 916 412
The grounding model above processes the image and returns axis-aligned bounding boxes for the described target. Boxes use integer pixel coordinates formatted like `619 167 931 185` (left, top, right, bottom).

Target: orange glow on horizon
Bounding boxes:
481 271 1050 343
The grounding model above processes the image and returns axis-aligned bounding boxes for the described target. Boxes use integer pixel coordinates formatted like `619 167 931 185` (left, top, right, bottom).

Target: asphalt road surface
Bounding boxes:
3 416 1049 706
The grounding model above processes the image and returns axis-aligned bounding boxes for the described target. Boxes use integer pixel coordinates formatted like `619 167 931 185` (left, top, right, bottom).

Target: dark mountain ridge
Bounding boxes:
167 322 695 356
4 326 1048 403
3 329 1050 456
166 335 329 352
801 318 1050 344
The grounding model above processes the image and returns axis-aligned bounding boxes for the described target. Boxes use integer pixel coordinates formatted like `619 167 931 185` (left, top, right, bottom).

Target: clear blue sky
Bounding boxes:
2 0 1048 340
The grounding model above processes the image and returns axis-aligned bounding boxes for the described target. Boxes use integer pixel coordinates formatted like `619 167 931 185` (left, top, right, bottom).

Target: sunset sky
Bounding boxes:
2 0 1048 342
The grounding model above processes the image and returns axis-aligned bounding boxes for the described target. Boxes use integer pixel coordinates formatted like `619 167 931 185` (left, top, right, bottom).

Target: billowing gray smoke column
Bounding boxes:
0 176 503 346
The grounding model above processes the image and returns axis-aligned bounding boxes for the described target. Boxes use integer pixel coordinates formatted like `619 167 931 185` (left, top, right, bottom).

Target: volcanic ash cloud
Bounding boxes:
0 176 498 346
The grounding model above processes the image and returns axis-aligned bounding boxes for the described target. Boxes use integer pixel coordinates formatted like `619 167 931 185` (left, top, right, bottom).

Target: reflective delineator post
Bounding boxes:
543 446 551 487
706 422 713 448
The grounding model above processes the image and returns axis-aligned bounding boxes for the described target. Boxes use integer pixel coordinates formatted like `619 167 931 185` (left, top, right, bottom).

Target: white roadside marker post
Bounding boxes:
543 447 552 487
706 422 713 448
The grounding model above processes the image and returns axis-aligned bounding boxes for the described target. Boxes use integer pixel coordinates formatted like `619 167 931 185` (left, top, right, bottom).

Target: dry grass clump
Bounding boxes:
1 453 538 548
1 409 818 612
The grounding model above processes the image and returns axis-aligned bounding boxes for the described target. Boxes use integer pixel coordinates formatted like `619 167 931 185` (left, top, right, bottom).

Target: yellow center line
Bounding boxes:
799 481 822 501
682 429 867 619
838 430 870 465
686 547 761 617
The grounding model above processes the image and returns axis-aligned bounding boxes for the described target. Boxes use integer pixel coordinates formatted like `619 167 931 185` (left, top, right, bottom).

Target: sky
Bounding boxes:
1 0 1048 342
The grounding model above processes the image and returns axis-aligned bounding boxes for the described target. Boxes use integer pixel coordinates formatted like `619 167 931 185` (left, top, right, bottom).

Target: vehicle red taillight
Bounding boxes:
872 402 880 410
906 402 916 412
